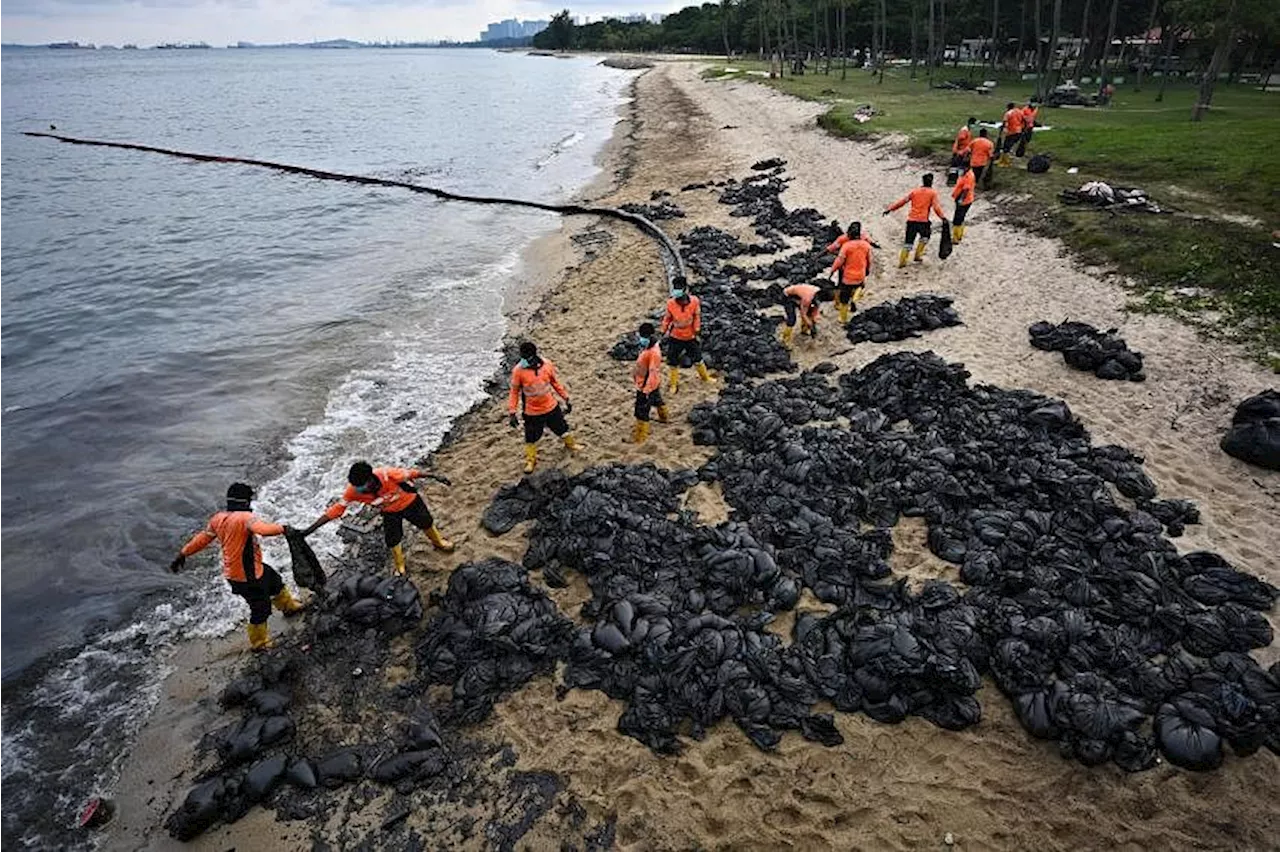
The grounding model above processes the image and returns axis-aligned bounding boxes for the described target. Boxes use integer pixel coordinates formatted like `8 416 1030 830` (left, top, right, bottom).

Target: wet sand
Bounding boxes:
105 62 1279 851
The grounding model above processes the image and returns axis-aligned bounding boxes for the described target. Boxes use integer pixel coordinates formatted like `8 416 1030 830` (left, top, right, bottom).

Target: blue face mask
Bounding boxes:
638 336 650 348
518 358 530 369
671 289 686 299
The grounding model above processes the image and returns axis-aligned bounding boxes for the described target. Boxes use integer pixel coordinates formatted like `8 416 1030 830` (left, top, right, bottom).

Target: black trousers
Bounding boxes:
228 564 285 625
523 405 569 444
381 494 435 549
953 203 971 226
634 389 664 422
666 337 703 367
905 220 932 245
836 283 864 305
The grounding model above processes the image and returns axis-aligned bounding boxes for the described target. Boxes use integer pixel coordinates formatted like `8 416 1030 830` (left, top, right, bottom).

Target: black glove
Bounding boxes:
881 210 890 216
283 525 298 537
168 555 185 574
508 414 519 429
563 400 573 415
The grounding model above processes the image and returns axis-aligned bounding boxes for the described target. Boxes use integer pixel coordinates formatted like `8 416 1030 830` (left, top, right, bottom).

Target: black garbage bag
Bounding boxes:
844 296 963 345
938 221 953 260
166 777 234 841
285 528 326 591
1220 390 1280 471
1156 698 1223 770
1028 321 1145 381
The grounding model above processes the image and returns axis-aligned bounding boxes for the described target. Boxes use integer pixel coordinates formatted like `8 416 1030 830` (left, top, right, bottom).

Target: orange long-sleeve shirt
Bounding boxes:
952 170 976 206
323 466 420 521
952 125 973 156
969 137 995 167
181 510 284 583
1021 105 1037 130
887 187 946 223
830 238 872 285
826 234 850 254
508 359 568 416
634 345 662 393
661 296 701 341
1003 107 1025 135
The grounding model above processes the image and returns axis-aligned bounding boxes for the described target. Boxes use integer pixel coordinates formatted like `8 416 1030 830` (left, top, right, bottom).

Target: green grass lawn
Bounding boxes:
704 62 1280 361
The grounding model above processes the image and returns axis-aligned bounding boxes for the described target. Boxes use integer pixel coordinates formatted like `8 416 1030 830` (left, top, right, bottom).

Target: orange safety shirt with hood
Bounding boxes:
831 238 872 285
324 466 420 521
969 136 995 167
952 125 973 155
634 345 662 393
887 187 946 223
181 511 285 583
661 296 702 341
1003 107 1025 135
952 169 976 206
508 358 568 417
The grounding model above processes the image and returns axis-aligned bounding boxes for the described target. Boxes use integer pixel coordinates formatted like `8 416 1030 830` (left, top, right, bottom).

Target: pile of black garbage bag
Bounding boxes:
845 295 963 344
1029 320 1146 381
1220 390 1280 471
619 200 685 220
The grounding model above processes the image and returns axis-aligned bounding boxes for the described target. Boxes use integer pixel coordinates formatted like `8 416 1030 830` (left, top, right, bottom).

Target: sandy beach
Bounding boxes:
104 61 1279 851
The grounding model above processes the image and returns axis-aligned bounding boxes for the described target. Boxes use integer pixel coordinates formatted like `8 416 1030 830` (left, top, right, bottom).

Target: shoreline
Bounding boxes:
104 60 1279 852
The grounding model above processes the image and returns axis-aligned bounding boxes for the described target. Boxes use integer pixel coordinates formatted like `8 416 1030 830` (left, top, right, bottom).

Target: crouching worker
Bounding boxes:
310 462 454 576
661 277 714 393
884 173 946 267
951 165 976 244
507 341 578 474
827 221 872 324
781 282 822 347
169 483 303 651
631 322 668 444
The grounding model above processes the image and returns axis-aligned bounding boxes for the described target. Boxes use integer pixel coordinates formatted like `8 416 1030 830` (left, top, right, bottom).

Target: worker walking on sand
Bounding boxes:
951 166 976 244
999 102 1024 166
631 322 668 444
169 483 304 651
949 117 977 185
883 173 947 267
781 282 823 347
968 128 995 187
506 341 579 473
310 462 455 576
661 276 714 393
826 222 872 323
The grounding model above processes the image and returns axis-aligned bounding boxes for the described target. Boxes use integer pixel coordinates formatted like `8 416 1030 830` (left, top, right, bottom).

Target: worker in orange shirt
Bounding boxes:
883 173 947 267
951 166 976 244
170 482 304 651
660 276 714 393
631 322 668 444
999 101 1024 166
826 221 872 323
506 341 579 473
781 282 823 347
952 117 977 160
826 221 879 256
1017 101 1038 157
968 127 995 186
309 462 455 576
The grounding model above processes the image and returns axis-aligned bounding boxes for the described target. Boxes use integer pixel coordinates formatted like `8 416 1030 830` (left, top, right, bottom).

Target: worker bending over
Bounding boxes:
827 222 872 323
951 166 976 244
660 276 714 393
507 341 578 473
631 322 668 444
884 173 947 267
781 282 823 347
170 482 304 651
999 102 1024 166
968 128 995 186
311 462 454 576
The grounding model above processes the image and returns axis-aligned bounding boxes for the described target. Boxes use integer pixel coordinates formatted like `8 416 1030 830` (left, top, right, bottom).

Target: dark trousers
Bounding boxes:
634 389 664 422
382 494 435 549
523 405 569 443
228 565 285 624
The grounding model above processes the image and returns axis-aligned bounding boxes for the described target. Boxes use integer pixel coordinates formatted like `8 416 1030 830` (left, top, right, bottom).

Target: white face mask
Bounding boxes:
518 358 531 369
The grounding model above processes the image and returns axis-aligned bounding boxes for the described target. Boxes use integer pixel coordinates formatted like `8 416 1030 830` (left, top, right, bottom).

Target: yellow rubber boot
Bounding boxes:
656 405 670 423
272 588 304 616
914 241 928 263
668 367 680 394
562 434 580 453
390 544 407 575
631 420 651 444
953 225 965 243
523 443 537 474
780 326 794 348
837 301 850 324
426 526 455 553
246 622 272 651
695 362 714 384
897 248 910 268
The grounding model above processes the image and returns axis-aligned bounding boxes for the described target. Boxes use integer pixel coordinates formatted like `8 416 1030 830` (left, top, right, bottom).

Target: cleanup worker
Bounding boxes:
506 341 578 473
781 282 822 347
660 276 714 393
631 322 668 444
169 482 304 651
826 221 872 323
951 165 976 244
311 462 454 576
968 127 995 186
883 173 947 267
826 221 881 255
1020 101 1038 153
951 117 977 160
999 102 1024 166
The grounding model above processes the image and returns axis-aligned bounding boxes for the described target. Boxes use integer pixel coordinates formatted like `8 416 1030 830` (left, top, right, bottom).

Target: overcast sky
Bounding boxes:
2 0 689 45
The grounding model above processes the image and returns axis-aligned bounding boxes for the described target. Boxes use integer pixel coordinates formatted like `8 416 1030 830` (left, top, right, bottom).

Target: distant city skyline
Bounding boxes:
2 1 688 48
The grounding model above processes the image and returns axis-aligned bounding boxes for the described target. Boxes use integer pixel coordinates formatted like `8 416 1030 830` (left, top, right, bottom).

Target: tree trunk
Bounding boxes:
1192 2 1238 121
721 0 732 61
1135 0 1160 90
1096 0 1120 93
928 0 936 84
1045 0 1062 93
911 0 921 78
840 2 848 80
776 0 787 76
1016 0 1026 71
1072 0 1092 82
989 0 1000 70
1033 0 1044 96
879 0 888 82
1155 24 1176 101
824 0 833 74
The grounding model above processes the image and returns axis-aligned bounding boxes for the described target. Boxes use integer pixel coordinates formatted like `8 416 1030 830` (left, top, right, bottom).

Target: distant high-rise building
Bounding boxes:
651 12 666 23
480 17 549 41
